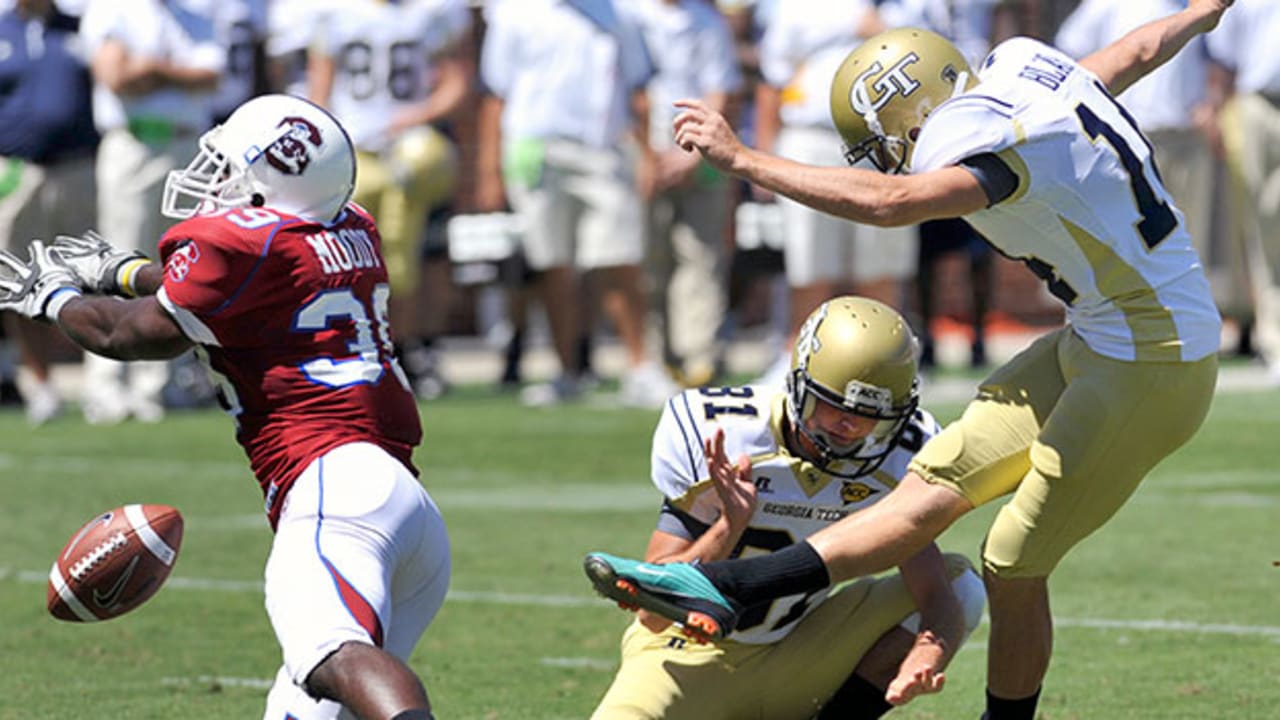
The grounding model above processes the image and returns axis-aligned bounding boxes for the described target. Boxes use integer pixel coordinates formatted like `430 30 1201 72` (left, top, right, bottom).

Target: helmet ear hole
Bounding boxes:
251 193 266 207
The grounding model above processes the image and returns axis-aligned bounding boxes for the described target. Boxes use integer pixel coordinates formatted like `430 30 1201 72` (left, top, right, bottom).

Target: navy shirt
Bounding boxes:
0 8 98 164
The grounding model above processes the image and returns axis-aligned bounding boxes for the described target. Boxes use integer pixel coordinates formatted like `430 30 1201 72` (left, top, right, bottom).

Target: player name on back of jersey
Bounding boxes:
305 228 382 275
1019 51 1075 91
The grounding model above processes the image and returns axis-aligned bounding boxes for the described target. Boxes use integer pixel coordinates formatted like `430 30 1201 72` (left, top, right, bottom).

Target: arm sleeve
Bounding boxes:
959 152 1020 207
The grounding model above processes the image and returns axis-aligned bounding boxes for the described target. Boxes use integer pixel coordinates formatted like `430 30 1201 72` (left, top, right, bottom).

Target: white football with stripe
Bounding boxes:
47 504 183 622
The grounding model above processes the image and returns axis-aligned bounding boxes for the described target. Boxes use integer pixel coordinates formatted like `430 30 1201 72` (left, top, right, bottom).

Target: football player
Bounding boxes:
308 0 471 399
0 95 449 720
588 296 985 719
584 2 1233 719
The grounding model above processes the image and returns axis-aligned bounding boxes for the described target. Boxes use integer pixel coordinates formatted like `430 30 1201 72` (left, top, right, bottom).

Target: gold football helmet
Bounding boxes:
786 296 920 474
829 27 975 174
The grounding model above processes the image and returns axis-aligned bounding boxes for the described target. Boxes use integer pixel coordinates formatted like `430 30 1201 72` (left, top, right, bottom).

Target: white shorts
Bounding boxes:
261 442 450 720
775 126 917 286
505 138 644 270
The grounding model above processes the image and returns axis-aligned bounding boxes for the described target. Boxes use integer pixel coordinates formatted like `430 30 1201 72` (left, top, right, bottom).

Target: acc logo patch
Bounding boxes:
840 481 879 504
166 240 201 283
266 116 323 176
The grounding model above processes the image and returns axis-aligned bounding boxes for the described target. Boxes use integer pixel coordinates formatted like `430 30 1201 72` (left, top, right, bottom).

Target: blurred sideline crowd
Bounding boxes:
2 0 1278 426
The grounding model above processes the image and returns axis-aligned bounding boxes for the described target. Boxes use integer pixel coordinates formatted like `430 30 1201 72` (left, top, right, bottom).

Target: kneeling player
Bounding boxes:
588 297 985 720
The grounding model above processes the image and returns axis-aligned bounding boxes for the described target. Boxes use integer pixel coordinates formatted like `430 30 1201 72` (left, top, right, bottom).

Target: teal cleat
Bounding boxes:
583 552 739 642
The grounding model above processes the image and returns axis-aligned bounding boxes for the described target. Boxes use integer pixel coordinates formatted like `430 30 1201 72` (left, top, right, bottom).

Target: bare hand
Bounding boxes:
704 427 756 530
673 99 745 173
885 666 946 706
1191 0 1234 32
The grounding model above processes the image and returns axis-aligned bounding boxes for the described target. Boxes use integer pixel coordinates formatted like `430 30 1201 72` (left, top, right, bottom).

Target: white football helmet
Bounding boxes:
786 296 920 474
163 94 356 223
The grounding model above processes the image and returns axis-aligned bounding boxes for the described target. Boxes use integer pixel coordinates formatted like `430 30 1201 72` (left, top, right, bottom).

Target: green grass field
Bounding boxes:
1 375 1277 719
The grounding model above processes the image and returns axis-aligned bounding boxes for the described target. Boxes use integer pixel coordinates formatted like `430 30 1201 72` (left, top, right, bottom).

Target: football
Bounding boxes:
46 504 184 622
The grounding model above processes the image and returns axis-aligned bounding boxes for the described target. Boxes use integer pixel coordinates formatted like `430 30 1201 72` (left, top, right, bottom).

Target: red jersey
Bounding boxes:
156 204 422 528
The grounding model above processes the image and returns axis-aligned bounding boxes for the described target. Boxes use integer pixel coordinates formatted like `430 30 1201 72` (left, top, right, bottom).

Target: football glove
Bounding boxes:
51 231 151 297
0 241 82 321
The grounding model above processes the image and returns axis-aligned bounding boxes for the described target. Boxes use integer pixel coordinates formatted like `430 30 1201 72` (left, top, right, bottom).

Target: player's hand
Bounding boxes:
704 427 756 532
51 231 150 297
885 629 949 705
0 241 81 321
885 665 946 706
673 99 745 173
1190 0 1234 32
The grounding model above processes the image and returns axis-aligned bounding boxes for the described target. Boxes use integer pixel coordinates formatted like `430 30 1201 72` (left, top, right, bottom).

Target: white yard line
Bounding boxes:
5 566 1278 641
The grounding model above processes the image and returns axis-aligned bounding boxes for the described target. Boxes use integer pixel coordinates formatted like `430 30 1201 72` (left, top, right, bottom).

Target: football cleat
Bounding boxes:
583 552 739 642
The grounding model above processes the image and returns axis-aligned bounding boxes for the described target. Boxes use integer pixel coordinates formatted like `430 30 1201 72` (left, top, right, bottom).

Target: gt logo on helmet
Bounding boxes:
849 53 922 115
266 116 324 176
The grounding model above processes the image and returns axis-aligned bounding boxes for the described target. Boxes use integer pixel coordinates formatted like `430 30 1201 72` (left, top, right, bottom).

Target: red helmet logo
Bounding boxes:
266 116 323 176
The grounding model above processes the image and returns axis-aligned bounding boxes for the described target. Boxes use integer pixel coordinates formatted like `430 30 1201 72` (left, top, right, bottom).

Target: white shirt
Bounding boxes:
79 0 223 132
759 0 875 129
1204 0 1280 96
1055 0 1207 132
629 0 742 150
481 0 653 148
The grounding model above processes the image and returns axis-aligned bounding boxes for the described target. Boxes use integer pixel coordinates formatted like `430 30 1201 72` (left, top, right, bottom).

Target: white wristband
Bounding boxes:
45 286 83 322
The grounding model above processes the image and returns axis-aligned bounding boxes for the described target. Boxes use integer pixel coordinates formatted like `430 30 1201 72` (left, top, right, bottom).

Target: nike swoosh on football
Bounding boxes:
92 555 140 608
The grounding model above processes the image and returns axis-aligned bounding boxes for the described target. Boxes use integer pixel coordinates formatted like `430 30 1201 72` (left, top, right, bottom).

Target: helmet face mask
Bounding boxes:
830 28 974 175
162 130 257 219
785 297 921 475
162 95 356 223
842 133 909 175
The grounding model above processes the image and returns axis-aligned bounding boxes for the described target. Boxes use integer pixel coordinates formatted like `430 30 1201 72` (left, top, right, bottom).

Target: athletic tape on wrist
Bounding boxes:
45 286 82 322
115 258 151 298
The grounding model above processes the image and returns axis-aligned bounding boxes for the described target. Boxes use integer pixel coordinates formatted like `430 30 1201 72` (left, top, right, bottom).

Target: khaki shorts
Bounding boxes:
774 126 916 286
909 327 1218 578
590 553 982 720
504 138 644 271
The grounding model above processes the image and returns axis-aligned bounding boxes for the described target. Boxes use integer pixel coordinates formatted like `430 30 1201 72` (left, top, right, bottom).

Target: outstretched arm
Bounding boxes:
55 294 192 361
672 99 989 227
1080 0 1233 96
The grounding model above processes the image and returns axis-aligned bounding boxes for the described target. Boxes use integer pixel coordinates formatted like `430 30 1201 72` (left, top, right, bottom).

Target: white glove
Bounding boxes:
0 241 83 321
51 230 150 297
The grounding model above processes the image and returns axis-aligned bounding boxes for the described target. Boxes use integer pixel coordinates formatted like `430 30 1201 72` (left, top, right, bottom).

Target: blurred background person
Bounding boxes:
78 0 222 424
209 0 267 125
890 0 1000 371
0 0 98 425
751 0 917 387
1203 0 1280 385
632 0 742 389
309 0 471 401
477 0 676 408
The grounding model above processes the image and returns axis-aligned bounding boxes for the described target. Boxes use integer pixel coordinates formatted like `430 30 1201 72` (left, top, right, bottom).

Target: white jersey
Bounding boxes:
314 0 465 152
912 38 1221 363
650 385 940 644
